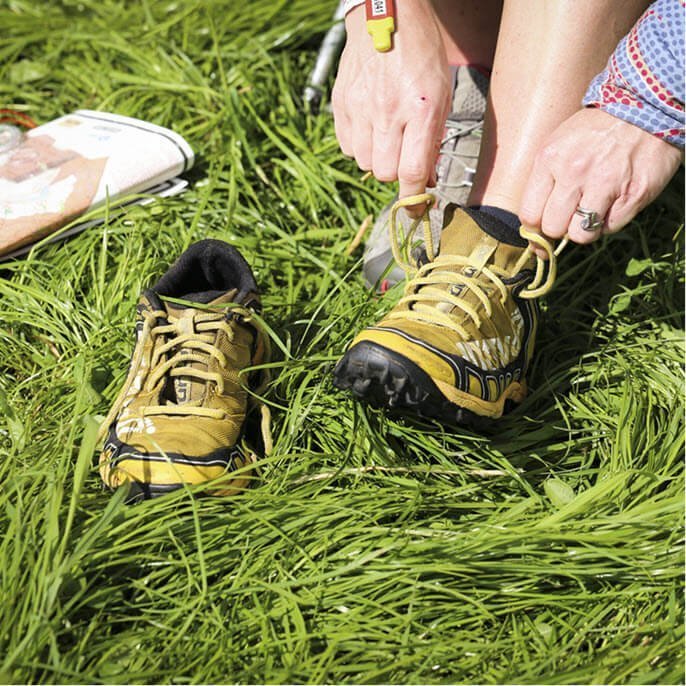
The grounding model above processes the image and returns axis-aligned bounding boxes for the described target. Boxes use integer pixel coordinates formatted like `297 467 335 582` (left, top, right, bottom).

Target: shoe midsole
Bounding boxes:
433 377 526 418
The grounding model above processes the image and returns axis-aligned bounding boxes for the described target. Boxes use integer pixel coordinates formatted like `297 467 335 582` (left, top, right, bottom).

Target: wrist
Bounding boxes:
345 0 440 42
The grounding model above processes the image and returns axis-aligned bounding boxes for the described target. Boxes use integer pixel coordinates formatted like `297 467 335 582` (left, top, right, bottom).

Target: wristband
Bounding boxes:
365 0 396 52
342 0 366 13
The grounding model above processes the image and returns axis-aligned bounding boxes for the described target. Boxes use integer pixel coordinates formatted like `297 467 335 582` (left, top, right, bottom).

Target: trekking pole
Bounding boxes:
303 1 347 114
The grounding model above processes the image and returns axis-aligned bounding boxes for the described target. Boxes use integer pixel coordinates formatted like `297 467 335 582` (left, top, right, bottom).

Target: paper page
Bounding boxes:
0 110 194 255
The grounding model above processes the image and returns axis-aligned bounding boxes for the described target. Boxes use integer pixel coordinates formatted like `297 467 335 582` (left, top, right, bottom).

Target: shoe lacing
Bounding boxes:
436 119 482 191
98 302 274 458
388 193 566 339
140 308 240 418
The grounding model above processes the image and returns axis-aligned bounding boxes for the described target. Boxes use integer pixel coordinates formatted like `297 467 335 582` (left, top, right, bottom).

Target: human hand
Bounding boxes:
332 1 451 217
520 108 683 248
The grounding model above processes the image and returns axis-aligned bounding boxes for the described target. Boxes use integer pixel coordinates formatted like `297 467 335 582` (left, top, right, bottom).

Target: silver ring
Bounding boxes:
574 206 604 232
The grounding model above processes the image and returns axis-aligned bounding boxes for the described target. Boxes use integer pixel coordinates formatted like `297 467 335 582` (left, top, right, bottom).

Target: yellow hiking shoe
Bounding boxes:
334 195 562 425
99 239 269 501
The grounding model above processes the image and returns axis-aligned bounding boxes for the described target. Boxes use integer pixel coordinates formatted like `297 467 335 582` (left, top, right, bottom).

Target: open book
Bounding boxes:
0 110 194 257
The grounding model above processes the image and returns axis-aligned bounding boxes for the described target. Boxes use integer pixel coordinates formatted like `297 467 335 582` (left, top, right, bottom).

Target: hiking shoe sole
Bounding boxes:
333 341 510 429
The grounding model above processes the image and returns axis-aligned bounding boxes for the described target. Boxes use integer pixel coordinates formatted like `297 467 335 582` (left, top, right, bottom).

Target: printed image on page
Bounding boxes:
0 110 194 256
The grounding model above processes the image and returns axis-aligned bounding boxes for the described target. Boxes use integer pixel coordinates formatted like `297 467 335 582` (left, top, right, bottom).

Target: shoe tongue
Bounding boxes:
438 208 529 274
161 289 240 406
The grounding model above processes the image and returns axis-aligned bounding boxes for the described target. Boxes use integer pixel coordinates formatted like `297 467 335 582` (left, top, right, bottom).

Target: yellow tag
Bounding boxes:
366 17 395 52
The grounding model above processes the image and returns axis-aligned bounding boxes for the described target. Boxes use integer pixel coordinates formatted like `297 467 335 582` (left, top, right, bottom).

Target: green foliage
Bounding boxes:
0 1 683 683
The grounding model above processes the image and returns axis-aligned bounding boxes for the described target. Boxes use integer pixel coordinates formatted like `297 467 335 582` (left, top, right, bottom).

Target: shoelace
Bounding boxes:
388 193 566 338
99 302 273 453
436 119 482 192
142 308 239 417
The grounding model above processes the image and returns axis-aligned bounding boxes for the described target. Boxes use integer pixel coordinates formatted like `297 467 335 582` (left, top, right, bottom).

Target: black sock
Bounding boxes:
465 205 526 247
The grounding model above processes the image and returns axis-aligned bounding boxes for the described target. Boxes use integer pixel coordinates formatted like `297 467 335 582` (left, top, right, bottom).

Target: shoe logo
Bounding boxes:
117 416 156 435
174 378 190 403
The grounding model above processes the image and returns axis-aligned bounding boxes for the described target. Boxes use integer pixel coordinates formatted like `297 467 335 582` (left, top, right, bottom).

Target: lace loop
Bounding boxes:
516 227 566 299
390 193 437 274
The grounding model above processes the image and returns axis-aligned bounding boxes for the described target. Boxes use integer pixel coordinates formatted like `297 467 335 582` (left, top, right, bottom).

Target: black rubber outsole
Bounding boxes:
125 480 183 504
123 474 254 504
333 341 507 430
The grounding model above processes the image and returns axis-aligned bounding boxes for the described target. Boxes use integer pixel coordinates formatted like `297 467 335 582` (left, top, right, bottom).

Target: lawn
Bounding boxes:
0 1 683 683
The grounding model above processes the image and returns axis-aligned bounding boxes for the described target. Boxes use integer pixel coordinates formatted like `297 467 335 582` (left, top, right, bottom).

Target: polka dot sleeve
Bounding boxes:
583 0 685 149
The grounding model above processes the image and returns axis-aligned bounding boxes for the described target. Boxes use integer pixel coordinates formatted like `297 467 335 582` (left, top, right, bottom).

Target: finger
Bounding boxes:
604 195 644 234
333 105 353 157
567 193 614 244
519 155 555 232
351 118 373 172
371 123 402 183
331 79 354 157
397 118 437 217
539 182 581 240
529 244 550 260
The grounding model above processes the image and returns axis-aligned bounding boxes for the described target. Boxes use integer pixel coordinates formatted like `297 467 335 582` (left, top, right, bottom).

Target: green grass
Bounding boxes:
0 1 683 683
